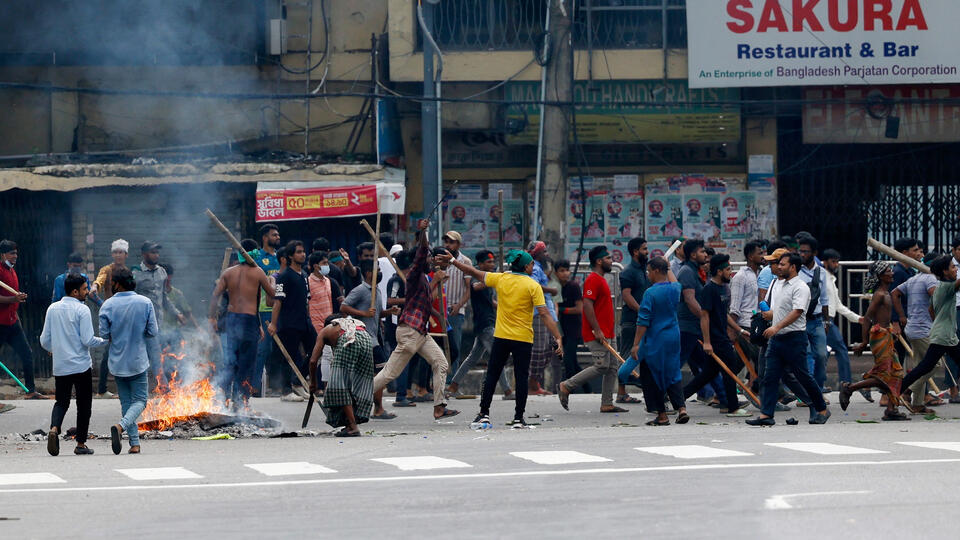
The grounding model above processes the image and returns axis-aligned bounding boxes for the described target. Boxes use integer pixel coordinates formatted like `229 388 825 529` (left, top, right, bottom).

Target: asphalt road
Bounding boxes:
3 393 960 539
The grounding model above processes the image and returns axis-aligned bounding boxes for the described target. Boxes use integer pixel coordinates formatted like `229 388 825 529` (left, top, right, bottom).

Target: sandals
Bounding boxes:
600 406 629 413
335 428 361 437
925 396 945 407
882 410 911 421
676 412 690 424
433 408 460 420
371 412 397 420
110 424 123 455
646 418 670 426
910 405 935 415
616 394 642 404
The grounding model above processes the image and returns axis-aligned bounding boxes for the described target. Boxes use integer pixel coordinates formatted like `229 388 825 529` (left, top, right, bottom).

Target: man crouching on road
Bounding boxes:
99 267 158 454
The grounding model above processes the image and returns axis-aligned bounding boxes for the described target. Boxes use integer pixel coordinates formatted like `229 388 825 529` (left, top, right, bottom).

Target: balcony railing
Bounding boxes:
423 0 686 52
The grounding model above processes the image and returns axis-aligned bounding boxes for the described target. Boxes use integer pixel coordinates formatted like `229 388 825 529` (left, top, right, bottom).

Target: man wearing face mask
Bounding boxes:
52 252 94 304
0 240 41 398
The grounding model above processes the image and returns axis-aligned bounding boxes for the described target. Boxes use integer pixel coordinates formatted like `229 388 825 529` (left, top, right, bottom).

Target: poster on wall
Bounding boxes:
447 200 488 259
490 198 524 250
645 191 684 242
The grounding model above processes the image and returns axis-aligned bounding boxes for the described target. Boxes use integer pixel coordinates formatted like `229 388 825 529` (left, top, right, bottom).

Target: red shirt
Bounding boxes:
0 264 20 325
426 272 448 334
581 271 614 342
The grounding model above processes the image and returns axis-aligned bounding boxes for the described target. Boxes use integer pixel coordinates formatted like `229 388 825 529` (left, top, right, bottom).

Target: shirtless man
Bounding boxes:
209 256 276 407
843 261 908 420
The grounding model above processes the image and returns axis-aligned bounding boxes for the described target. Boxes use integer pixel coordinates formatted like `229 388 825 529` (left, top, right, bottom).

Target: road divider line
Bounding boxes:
4 458 960 494
245 462 337 476
510 451 612 465
764 442 888 455
635 445 754 459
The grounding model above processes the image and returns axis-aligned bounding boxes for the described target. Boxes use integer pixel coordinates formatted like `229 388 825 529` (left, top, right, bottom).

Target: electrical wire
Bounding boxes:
263 0 330 75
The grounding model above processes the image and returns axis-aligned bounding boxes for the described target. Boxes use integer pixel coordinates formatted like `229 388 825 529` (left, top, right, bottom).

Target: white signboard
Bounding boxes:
687 0 960 88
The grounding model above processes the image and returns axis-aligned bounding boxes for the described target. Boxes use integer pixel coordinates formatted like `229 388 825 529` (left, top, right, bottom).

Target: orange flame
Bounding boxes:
141 341 223 430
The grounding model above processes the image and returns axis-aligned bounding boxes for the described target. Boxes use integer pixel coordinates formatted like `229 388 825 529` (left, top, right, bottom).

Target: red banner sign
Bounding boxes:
256 185 378 221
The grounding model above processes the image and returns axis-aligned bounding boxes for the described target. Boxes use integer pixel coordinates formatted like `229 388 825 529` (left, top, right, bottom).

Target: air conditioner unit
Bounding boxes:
267 18 288 56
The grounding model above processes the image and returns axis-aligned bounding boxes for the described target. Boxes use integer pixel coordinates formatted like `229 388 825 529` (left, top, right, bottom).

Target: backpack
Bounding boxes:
805 266 821 317
750 284 774 347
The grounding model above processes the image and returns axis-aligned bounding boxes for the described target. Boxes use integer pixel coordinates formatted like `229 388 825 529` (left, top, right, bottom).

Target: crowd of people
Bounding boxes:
6 217 960 454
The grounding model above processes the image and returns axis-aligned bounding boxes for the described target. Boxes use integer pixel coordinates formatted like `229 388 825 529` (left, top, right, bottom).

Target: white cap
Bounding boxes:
111 239 129 253
389 244 403 256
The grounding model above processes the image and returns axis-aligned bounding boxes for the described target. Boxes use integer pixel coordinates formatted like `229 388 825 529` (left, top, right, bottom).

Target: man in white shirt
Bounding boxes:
747 252 830 426
40 274 107 456
821 249 862 390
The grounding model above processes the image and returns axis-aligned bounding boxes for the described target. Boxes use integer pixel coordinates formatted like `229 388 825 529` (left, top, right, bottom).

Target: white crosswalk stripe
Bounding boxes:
635 445 754 459
510 451 612 465
245 462 337 476
765 443 888 455
0 473 66 486
896 442 960 452
371 456 472 471
116 467 203 480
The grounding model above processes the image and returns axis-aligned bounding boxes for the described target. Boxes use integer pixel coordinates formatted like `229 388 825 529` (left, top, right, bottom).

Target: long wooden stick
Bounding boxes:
220 246 232 273
867 238 930 274
360 219 405 281
205 209 256 267
497 190 504 272
370 207 381 311
700 340 761 405
0 279 20 296
733 341 760 382
601 339 626 366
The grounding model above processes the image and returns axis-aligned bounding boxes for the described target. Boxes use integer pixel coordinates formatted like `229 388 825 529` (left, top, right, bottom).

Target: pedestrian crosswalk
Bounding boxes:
6 441 960 487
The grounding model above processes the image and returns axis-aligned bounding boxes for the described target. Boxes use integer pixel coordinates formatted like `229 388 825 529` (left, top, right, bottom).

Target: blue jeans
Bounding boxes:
253 312 273 393
446 313 465 382
761 332 826 418
805 316 828 390
115 371 148 447
219 313 260 405
825 322 851 384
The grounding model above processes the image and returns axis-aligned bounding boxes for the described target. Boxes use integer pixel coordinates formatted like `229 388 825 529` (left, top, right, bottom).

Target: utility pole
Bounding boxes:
538 0 572 259
419 2 440 241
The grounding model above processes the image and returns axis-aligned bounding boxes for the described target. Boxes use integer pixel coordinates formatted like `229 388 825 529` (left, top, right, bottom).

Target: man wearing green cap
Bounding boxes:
439 246 563 428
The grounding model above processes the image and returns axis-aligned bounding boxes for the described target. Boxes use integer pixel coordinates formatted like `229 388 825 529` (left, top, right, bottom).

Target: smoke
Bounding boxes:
0 0 274 151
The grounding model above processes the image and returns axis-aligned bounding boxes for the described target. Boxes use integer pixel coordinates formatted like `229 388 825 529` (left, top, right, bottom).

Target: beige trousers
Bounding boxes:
373 323 448 407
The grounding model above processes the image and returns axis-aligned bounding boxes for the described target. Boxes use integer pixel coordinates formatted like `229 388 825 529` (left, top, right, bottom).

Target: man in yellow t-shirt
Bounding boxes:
439 248 562 428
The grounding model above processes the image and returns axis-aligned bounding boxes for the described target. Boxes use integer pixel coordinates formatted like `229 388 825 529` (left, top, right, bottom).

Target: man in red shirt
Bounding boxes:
558 246 625 413
0 240 41 398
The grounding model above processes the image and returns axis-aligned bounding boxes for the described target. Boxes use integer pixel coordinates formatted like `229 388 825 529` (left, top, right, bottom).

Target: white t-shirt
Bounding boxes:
772 276 810 335
377 256 396 307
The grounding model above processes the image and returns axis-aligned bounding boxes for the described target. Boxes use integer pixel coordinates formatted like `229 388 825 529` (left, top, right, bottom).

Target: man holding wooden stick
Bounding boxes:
208 250 275 408
372 219 460 420
0 240 41 399
682 254 751 417
557 246 626 414
267 241 316 403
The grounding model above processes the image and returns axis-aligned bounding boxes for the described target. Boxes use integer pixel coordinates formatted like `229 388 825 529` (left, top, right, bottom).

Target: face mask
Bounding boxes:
320 265 330 276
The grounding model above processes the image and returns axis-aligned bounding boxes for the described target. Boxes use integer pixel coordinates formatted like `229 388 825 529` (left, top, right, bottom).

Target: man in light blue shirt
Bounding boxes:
99 267 157 455
41 274 106 456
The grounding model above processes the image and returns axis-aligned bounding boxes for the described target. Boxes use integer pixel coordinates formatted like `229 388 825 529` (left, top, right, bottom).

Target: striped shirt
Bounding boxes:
445 252 472 315
398 243 432 335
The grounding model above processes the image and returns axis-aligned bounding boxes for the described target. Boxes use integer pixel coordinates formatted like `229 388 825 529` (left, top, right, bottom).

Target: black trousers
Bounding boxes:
480 337 532 418
97 349 110 394
274 327 317 392
683 340 744 411
902 342 960 391
50 369 92 444
636 360 684 414
0 321 34 392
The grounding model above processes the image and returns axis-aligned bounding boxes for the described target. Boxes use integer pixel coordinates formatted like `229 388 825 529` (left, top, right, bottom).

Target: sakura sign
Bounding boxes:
686 0 960 88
